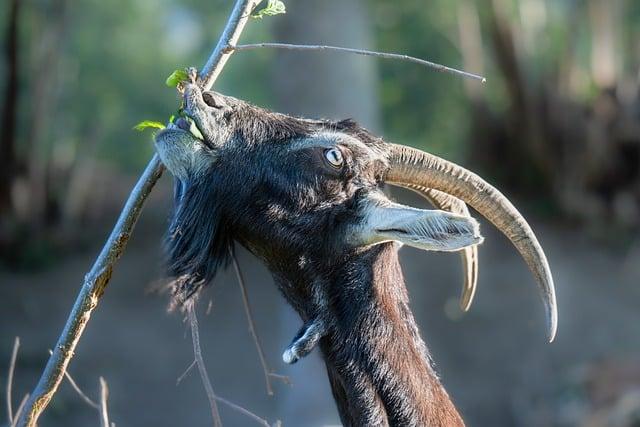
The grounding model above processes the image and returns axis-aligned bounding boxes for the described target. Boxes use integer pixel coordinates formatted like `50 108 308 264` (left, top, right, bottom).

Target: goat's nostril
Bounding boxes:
175 117 190 131
202 92 222 109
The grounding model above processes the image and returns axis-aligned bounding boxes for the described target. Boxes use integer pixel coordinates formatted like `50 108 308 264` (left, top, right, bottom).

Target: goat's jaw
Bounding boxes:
154 126 216 180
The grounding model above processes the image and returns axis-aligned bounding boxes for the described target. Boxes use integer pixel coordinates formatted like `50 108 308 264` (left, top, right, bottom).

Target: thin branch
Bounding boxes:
16 0 260 424
188 305 223 427
11 394 28 427
98 377 110 427
66 373 100 410
6 337 19 425
47 351 111 425
200 0 262 90
226 43 487 83
47 349 99 410
16 156 164 426
230 247 289 395
176 359 197 386
267 373 291 386
177 354 273 427
214 395 270 427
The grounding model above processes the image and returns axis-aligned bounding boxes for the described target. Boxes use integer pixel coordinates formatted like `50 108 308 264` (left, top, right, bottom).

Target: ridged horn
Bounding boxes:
386 144 557 342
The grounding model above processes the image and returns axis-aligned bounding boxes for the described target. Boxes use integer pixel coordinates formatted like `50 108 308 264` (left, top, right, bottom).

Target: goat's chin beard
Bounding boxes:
163 178 231 310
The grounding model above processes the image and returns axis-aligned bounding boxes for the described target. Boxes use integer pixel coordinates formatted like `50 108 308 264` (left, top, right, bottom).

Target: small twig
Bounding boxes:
200 0 262 90
177 357 272 427
176 359 197 386
11 394 29 427
6 337 20 425
226 42 487 83
47 349 99 410
47 348 111 425
267 373 291 386
214 395 270 427
188 305 223 427
230 247 289 395
98 377 110 427
66 373 100 410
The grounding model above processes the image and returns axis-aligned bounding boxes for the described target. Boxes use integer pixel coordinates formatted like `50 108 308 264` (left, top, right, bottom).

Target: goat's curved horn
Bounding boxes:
396 184 478 312
386 144 557 342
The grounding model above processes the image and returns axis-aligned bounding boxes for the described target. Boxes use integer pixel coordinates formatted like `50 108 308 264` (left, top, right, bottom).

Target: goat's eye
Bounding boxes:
324 148 344 168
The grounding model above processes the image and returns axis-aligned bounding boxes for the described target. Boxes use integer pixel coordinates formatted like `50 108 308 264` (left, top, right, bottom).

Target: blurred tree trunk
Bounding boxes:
469 0 553 193
589 0 622 89
456 0 485 101
270 0 380 423
271 0 380 129
25 0 68 228
0 0 21 217
61 123 103 227
463 0 640 232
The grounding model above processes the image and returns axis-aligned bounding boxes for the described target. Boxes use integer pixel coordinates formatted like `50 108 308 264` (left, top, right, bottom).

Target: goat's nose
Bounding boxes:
202 91 224 109
182 83 205 113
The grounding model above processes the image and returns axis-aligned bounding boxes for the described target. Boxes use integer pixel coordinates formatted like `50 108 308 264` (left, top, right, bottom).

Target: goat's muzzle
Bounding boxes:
386 144 558 342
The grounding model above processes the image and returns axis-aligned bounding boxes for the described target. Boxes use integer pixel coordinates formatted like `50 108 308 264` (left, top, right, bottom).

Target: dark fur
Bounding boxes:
158 89 464 426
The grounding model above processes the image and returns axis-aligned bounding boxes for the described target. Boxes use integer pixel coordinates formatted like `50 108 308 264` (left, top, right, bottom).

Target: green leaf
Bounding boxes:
165 69 189 88
252 0 286 19
133 120 165 132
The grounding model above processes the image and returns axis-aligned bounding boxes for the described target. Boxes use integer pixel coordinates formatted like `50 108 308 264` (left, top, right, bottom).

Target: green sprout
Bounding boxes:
252 0 286 19
165 69 189 88
133 120 166 132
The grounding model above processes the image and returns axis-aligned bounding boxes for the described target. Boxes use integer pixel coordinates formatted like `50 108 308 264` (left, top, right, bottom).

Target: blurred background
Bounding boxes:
1 0 640 425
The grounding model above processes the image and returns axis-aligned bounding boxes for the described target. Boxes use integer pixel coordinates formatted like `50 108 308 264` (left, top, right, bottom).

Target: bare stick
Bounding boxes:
226 42 487 83
188 305 223 427
267 373 291 386
66 372 100 410
16 156 164 426
214 395 270 427
177 357 272 427
176 359 197 386
200 0 262 90
230 247 289 395
16 0 260 424
47 350 99 410
98 377 110 427
6 337 20 425
11 394 29 427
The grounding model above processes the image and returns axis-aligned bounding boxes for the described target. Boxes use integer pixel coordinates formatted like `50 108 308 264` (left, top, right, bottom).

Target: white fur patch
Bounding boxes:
154 127 216 180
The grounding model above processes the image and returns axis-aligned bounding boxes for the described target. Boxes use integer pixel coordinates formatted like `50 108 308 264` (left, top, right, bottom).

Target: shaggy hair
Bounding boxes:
162 96 386 308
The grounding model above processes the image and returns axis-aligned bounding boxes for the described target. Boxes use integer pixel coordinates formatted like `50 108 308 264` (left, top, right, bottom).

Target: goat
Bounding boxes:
154 74 558 426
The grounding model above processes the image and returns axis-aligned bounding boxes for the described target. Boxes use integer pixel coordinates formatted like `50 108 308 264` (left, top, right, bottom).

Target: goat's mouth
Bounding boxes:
169 114 206 142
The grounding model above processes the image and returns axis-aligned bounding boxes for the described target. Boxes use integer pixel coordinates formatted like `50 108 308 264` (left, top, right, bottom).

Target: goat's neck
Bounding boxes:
317 243 464 427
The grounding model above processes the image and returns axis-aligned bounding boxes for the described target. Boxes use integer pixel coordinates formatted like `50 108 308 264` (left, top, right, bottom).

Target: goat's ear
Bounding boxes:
356 200 484 252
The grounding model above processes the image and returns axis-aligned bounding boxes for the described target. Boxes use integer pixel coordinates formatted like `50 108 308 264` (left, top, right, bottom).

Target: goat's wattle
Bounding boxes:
154 82 557 426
